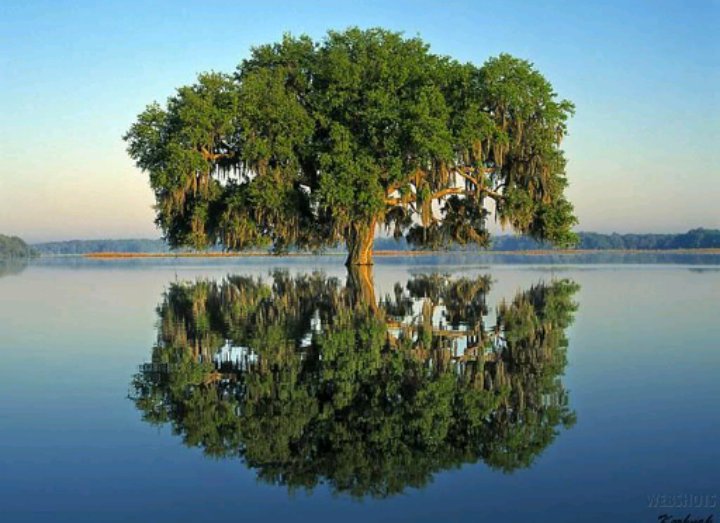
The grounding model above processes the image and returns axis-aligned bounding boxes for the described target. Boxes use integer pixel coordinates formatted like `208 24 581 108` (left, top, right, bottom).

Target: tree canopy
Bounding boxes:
0 234 36 259
125 28 577 265
130 271 579 497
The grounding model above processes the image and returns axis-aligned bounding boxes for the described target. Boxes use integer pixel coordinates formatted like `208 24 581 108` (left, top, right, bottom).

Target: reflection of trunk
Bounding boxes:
345 218 377 266
346 264 378 313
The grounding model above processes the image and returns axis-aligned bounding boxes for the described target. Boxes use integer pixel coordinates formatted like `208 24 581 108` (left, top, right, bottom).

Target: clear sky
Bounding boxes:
1 0 718 242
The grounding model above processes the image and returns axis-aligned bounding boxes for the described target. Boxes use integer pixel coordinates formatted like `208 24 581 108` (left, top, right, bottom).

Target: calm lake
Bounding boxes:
1 255 718 523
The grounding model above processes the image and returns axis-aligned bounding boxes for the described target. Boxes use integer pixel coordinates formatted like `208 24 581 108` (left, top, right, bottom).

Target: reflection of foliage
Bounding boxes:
0 258 28 278
131 271 579 497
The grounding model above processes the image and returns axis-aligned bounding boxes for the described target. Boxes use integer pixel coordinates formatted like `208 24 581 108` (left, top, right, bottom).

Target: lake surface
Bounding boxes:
1 255 718 523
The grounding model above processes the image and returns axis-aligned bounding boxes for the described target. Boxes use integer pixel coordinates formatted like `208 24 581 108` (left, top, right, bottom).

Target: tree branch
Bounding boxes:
456 170 479 186
386 169 425 197
200 147 234 162
431 187 465 200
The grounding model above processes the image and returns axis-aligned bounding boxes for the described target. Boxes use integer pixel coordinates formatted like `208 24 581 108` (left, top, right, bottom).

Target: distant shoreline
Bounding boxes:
28 229 720 256
79 248 720 259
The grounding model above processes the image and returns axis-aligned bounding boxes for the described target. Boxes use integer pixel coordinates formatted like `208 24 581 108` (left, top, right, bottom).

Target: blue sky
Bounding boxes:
1 0 718 242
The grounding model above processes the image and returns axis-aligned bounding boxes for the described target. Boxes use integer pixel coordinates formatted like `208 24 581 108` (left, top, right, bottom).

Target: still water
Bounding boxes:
1 256 718 522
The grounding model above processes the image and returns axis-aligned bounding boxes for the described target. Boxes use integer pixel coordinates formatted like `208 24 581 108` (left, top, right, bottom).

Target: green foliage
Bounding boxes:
130 271 579 497
124 28 577 263
0 234 37 259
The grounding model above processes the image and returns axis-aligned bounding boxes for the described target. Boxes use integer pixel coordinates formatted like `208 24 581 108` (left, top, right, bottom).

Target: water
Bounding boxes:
1 256 718 522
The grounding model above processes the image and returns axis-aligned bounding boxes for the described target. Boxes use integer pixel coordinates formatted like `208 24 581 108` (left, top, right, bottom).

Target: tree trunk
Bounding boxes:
346 264 378 312
345 218 377 266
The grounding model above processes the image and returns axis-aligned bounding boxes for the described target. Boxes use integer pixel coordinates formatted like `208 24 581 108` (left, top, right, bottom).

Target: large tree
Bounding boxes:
125 28 577 265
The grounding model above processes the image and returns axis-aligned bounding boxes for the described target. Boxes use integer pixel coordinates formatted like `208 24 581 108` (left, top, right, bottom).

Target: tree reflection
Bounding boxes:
0 259 28 278
131 269 579 497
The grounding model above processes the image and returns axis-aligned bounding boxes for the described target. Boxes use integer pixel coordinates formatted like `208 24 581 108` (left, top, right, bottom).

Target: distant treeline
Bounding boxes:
30 228 720 255
0 234 37 258
33 238 171 255
381 228 720 251
497 228 720 251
